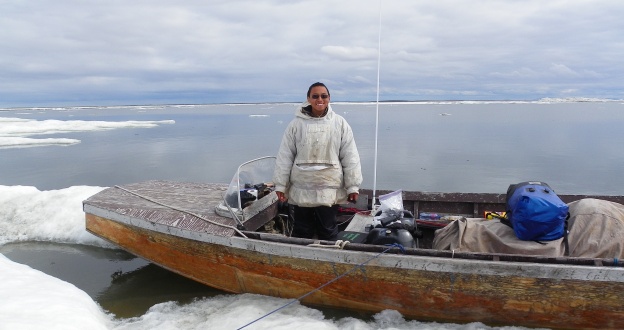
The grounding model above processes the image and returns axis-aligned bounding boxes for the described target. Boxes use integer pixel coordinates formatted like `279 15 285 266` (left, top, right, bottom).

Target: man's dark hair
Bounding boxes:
307 82 330 97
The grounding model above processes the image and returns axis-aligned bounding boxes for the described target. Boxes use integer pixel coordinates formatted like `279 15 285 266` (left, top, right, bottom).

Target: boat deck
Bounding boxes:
83 181 241 237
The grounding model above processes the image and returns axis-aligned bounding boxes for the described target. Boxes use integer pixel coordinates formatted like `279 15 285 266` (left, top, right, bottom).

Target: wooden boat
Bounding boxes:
83 157 624 329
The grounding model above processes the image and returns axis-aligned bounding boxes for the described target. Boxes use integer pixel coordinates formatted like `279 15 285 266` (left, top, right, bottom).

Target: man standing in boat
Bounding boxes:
273 82 363 240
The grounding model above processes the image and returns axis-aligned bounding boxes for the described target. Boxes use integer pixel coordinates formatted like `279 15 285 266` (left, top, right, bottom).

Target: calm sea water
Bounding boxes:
1 100 623 329
3 100 624 194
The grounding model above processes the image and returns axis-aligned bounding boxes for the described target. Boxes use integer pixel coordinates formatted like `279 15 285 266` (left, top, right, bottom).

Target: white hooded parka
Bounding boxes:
273 103 363 207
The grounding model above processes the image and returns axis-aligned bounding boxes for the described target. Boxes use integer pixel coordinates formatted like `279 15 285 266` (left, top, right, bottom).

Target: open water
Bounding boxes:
1 99 623 329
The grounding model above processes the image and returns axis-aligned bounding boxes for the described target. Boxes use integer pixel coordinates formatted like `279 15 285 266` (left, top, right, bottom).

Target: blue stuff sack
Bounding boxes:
505 181 569 241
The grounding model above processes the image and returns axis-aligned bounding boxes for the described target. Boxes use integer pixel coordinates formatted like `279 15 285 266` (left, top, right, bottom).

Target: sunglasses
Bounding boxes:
310 94 329 99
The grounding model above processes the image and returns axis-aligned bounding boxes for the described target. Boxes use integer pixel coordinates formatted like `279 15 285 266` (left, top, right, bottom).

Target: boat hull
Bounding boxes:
86 212 624 329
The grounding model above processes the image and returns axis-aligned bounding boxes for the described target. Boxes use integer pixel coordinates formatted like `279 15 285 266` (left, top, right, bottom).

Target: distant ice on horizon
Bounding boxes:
0 117 175 149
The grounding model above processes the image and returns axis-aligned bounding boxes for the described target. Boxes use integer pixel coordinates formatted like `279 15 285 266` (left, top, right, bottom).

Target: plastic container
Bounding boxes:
419 212 441 220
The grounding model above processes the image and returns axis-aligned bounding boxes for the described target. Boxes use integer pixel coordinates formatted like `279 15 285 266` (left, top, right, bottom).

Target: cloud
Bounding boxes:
549 64 579 77
490 68 541 79
321 46 378 60
1 0 623 106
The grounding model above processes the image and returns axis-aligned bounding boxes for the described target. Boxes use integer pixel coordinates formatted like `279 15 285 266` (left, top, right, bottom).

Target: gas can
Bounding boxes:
365 228 415 248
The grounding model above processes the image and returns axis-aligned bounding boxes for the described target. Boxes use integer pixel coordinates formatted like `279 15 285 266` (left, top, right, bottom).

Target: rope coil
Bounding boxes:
307 240 350 249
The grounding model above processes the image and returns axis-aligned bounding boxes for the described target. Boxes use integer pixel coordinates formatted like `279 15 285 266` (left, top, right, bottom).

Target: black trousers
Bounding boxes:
291 204 339 240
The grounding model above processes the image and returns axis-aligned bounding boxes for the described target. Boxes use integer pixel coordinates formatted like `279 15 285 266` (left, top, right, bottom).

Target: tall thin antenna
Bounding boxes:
371 0 382 211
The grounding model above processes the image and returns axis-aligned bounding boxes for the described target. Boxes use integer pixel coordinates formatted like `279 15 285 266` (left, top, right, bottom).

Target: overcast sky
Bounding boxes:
2 0 623 107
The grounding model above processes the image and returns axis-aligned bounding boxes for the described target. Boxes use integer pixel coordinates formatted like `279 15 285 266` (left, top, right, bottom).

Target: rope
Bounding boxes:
336 213 356 227
236 243 405 330
113 185 247 238
306 240 350 249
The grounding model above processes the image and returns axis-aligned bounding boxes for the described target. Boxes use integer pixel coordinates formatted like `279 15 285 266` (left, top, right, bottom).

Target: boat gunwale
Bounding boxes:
84 203 624 283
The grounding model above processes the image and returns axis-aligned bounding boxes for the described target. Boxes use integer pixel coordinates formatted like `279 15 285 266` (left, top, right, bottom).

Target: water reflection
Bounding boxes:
0 242 221 318
98 264 223 318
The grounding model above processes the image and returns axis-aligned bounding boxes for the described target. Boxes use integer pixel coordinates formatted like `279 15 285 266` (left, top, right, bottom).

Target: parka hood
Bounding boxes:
295 102 334 120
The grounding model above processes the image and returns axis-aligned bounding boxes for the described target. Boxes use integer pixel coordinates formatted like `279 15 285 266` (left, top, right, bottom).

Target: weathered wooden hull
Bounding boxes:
84 181 624 329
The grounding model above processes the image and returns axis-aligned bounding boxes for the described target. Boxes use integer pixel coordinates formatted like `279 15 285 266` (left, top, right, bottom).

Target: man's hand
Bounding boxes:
348 193 359 203
276 191 287 202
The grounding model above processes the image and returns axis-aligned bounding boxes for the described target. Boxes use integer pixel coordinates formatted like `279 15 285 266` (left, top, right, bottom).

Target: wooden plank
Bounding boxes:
359 189 624 219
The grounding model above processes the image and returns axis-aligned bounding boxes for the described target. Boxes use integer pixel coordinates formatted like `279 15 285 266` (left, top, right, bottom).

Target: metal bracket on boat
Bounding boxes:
223 195 247 230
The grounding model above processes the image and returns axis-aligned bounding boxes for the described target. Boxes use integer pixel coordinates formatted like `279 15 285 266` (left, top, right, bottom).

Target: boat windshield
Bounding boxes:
222 156 276 211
